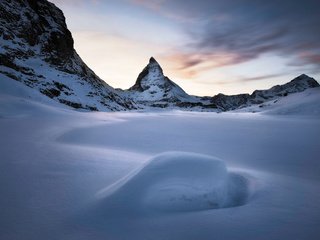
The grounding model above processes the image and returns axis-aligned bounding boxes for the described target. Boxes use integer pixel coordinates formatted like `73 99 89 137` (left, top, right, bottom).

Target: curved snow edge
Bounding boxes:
96 152 253 213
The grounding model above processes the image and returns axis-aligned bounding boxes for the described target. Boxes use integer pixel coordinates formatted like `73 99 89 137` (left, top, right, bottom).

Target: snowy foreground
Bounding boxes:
1 92 320 240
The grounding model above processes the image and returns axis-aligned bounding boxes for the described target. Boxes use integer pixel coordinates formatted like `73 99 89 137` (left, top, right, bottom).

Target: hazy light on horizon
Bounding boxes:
51 0 320 96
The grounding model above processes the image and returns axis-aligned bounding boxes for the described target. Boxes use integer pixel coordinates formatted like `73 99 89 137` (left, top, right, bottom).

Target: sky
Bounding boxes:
51 0 320 96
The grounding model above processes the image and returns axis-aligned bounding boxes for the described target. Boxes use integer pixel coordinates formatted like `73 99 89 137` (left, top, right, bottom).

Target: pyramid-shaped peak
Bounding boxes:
147 56 162 72
149 57 159 64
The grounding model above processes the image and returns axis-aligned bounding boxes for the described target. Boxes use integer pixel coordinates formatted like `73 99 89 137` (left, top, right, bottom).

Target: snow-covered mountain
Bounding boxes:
125 57 216 109
123 58 206 111
234 87 320 116
210 74 320 111
128 57 190 102
0 0 136 111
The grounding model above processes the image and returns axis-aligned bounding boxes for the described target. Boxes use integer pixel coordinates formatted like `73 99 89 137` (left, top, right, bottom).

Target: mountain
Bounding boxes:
0 0 136 111
234 87 320 116
210 74 320 111
126 57 216 109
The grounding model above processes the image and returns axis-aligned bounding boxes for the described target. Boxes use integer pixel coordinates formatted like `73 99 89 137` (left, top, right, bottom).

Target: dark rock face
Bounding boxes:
0 0 136 111
0 0 74 67
211 93 251 111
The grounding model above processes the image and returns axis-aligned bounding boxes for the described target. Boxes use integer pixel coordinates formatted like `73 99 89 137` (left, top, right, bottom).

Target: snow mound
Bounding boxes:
96 152 250 213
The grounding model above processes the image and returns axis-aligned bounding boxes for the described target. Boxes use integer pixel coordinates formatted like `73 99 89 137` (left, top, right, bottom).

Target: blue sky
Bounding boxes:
51 0 320 96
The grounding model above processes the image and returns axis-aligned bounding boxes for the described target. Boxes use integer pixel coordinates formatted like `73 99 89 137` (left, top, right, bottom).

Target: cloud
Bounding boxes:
218 73 288 85
132 0 320 73
195 73 287 87
160 51 244 79
238 73 287 82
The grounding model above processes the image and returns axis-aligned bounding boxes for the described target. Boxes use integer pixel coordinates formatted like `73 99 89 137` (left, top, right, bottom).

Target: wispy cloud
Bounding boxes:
160 51 246 79
212 73 287 86
132 0 320 76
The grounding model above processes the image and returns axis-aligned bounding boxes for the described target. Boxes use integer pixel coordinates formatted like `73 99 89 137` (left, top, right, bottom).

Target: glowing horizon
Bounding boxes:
51 0 320 96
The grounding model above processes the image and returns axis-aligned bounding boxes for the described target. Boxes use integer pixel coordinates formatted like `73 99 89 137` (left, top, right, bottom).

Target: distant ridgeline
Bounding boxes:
0 0 319 112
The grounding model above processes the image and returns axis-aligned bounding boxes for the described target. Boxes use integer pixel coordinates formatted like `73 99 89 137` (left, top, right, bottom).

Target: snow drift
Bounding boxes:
95 152 250 214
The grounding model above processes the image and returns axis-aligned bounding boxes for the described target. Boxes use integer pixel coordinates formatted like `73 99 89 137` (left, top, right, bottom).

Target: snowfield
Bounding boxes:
1 84 320 239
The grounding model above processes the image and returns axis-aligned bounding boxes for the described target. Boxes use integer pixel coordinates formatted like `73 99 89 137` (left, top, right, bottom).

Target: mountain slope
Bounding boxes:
210 74 320 111
0 0 135 111
233 87 320 116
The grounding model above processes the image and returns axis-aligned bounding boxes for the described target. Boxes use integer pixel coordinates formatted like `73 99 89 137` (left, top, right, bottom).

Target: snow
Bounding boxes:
95 152 250 214
1 86 320 239
0 53 130 111
0 74 67 111
235 88 320 116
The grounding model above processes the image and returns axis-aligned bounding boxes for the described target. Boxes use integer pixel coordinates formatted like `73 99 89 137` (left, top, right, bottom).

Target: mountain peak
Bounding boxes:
290 74 319 87
148 57 161 69
149 57 158 64
128 57 164 92
293 74 314 82
298 74 309 78
128 57 191 103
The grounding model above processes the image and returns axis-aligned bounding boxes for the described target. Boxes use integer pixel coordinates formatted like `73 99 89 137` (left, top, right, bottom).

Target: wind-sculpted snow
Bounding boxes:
1 94 320 240
95 152 250 214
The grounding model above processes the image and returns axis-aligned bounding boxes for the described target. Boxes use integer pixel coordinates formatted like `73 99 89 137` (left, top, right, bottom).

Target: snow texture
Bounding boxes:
235 88 320 116
95 152 249 214
1 81 320 239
